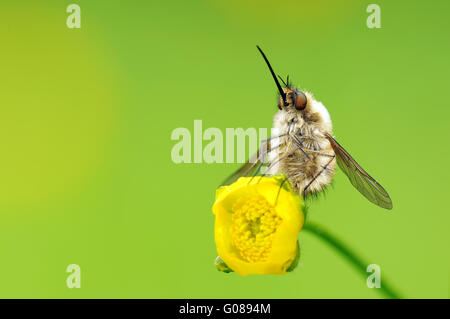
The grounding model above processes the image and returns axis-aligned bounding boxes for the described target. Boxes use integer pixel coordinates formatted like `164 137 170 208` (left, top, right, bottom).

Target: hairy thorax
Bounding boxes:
269 102 336 196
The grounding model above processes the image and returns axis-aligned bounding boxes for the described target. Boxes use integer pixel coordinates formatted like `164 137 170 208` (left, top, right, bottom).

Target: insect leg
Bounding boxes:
289 133 311 160
302 155 336 199
246 134 288 185
248 122 295 184
253 143 304 186
303 150 335 157
256 129 311 183
243 134 286 176
258 132 288 165
263 143 302 176
275 176 289 205
248 143 283 183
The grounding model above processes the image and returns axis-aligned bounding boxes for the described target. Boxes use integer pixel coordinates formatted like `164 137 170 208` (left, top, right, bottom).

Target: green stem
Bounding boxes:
302 222 402 299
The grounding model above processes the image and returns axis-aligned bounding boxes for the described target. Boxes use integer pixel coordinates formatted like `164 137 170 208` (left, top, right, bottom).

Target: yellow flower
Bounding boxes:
213 176 304 276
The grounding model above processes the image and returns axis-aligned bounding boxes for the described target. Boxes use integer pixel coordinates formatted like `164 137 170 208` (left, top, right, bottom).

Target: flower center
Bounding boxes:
230 194 283 263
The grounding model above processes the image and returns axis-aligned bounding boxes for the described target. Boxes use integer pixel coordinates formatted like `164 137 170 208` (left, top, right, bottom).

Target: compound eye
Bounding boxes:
295 91 307 110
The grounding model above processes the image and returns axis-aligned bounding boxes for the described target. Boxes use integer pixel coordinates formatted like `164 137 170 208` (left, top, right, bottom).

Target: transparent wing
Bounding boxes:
326 133 393 210
219 140 271 187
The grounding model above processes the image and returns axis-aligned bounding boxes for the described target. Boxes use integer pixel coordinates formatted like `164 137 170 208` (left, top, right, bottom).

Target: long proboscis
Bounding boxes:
256 45 287 106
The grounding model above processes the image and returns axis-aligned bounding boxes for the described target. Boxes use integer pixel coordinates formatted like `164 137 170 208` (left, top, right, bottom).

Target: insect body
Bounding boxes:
268 88 336 196
222 46 392 210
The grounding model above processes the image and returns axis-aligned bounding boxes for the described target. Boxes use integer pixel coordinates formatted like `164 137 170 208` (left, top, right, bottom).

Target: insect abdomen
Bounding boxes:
271 130 336 196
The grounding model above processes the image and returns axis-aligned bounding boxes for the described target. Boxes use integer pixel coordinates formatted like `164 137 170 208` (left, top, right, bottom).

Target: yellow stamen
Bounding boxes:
230 194 282 263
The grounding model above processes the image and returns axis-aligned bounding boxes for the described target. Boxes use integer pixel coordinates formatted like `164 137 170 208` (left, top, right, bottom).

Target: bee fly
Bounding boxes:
221 46 392 210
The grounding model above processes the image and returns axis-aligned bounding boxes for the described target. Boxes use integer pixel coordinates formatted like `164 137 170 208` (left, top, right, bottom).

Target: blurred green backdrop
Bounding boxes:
0 0 448 298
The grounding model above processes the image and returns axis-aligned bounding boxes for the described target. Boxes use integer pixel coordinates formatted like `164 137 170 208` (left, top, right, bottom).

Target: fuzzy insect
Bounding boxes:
221 46 392 210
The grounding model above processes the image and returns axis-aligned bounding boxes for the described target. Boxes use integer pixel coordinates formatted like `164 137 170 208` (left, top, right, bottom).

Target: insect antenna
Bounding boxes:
256 45 288 106
277 75 287 87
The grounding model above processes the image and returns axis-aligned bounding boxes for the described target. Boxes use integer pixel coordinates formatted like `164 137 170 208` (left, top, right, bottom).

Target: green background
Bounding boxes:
0 0 448 298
